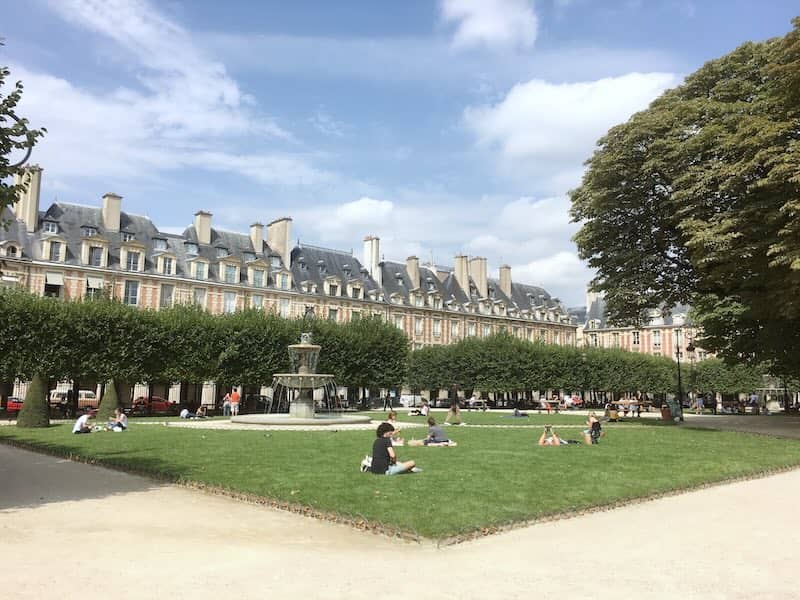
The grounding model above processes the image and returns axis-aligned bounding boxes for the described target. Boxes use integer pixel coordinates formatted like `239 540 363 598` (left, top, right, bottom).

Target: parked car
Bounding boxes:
49 389 98 410
131 395 178 415
5 397 23 414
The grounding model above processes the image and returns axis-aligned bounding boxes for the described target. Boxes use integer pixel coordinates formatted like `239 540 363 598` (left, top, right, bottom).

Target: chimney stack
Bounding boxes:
469 256 488 298
250 222 264 253
406 256 420 289
454 254 469 294
267 217 292 268
194 211 212 245
12 165 43 233
102 192 122 233
363 235 382 286
499 264 512 297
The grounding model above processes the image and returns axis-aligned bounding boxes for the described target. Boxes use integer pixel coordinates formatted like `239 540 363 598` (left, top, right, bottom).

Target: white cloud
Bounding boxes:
309 108 346 137
440 0 538 50
511 251 593 303
15 0 330 187
465 72 678 161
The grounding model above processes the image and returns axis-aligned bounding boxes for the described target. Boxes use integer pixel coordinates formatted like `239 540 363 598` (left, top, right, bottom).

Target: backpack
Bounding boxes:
360 455 372 472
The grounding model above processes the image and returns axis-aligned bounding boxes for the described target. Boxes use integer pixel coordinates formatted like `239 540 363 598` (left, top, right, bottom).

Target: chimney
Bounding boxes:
454 254 469 293
469 257 488 298
499 264 512 297
194 210 212 245
12 165 43 233
267 217 292 268
406 256 420 289
363 235 382 286
101 192 122 233
250 222 264 253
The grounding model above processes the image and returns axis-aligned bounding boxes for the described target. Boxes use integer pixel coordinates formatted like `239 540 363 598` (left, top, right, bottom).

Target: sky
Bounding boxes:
2 0 797 307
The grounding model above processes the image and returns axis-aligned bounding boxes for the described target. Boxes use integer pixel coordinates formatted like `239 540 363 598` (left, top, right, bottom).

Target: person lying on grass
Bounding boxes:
408 417 458 446
537 425 581 446
371 422 418 475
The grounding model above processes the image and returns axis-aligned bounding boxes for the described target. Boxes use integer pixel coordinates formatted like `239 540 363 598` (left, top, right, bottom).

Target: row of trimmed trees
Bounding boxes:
1 289 776 426
0 290 408 426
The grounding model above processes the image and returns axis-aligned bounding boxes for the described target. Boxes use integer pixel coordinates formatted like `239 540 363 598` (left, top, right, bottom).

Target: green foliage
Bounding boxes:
16 373 49 428
570 18 800 375
1 44 46 217
692 358 763 394
96 379 120 422
408 332 678 394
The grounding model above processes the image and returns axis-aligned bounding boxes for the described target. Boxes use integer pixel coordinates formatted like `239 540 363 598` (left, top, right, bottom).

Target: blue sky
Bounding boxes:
2 0 797 306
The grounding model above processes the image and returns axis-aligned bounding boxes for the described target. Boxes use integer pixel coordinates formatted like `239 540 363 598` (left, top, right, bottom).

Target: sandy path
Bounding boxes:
1 443 797 600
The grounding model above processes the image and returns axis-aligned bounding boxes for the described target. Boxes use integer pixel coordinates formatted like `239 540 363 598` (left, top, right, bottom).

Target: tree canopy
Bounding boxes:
570 18 800 376
1 42 45 216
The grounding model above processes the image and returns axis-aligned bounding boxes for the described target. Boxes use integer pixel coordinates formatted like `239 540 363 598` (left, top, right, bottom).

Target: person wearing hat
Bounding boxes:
370 422 418 475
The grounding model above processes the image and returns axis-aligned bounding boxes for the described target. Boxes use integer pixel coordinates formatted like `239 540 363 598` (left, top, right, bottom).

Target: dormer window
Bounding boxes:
185 242 198 255
48 240 62 261
270 256 282 268
243 252 256 263
81 226 97 237
224 264 238 284
43 221 58 234
251 269 264 287
153 238 167 251
121 232 135 242
318 260 326 274
126 251 141 272
395 273 404 287
329 283 339 296
216 247 229 258
414 294 424 307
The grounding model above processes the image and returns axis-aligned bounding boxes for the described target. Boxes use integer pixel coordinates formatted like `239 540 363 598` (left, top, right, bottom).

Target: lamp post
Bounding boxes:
675 328 685 422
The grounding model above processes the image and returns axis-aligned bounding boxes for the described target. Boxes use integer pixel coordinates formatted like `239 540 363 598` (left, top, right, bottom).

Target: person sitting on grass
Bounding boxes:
383 410 404 445
444 400 464 425
106 407 128 432
409 417 458 446
195 406 207 419
582 412 603 445
370 422 418 475
72 412 93 434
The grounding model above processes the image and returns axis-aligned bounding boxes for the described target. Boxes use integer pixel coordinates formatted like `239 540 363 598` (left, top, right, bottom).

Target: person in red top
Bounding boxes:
230 388 241 416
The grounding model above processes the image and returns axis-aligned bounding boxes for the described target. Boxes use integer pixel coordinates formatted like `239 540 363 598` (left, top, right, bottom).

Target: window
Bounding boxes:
451 321 460 338
329 284 339 296
89 246 103 267
85 278 102 299
414 295 424 307
270 256 281 268
252 269 264 287
414 317 423 335
432 297 441 309
160 284 174 308
590 333 598 347
280 298 290 318
223 291 237 313
185 242 198 255
193 288 206 307
554 332 560 345
483 324 491 337
328 308 338 322
467 322 476 337
252 294 263 309
194 262 206 280
279 274 289 290
243 252 256 262
653 330 662 349
162 257 174 275
43 221 58 234
612 332 620 347
123 281 139 306
216 247 229 258
6 245 17 256
394 315 404 330
433 319 441 338
121 232 135 242
632 331 640 345
224 264 237 283
48 241 61 261
126 251 140 272
153 238 167 251
513 326 520 337
81 226 97 237
351 287 362 299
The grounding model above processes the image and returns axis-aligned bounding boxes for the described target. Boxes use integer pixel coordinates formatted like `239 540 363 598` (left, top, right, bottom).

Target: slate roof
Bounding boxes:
290 244 377 297
583 295 693 329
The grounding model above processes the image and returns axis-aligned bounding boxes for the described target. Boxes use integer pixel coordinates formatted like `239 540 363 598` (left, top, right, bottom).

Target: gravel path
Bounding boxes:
2 442 798 599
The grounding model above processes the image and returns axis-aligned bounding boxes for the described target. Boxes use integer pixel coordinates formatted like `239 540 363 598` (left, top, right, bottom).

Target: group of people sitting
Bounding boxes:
368 413 459 475
537 412 604 446
72 407 128 434
179 406 207 419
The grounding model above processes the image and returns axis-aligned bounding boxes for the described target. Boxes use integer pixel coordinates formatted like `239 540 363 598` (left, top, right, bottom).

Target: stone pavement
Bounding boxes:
2 442 799 600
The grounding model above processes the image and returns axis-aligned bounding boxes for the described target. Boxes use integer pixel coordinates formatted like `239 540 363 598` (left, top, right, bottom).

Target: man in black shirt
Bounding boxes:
371 422 417 475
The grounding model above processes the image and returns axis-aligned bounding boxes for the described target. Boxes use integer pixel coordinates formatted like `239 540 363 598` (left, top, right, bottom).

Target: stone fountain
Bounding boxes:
231 333 371 426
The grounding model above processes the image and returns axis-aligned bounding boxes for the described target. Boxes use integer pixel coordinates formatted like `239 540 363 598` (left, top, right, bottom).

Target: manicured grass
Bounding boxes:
364 410 628 427
2 423 799 539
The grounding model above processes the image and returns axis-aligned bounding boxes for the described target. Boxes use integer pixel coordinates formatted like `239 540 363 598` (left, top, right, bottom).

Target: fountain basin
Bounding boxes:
231 413 371 426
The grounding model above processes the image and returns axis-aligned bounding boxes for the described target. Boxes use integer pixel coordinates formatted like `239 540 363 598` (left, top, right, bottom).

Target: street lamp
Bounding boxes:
674 329 696 422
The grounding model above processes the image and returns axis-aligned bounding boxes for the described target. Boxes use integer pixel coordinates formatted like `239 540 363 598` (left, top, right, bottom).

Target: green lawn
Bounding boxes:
2 422 799 539
364 410 614 427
